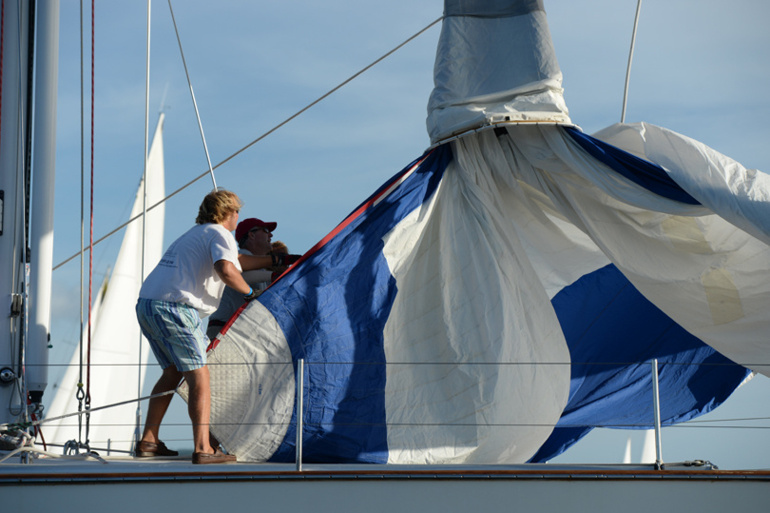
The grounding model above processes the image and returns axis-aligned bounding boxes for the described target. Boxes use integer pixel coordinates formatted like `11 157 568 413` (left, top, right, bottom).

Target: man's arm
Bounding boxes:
239 253 302 271
214 259 251 295
237 253 273 271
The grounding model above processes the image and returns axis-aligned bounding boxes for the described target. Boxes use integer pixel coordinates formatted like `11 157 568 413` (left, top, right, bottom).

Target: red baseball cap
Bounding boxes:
235 218 277 243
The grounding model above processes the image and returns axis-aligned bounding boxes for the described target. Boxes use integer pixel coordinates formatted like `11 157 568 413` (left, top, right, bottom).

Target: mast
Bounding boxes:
27 0 60 407
0 0 33 425
0 0 60 426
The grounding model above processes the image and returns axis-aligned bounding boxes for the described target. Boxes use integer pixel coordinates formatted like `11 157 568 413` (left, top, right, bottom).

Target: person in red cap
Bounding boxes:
206 218 298 339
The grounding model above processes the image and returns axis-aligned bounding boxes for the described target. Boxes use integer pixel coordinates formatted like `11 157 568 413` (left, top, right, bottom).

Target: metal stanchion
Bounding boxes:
651 359 664 469
296 358 304 472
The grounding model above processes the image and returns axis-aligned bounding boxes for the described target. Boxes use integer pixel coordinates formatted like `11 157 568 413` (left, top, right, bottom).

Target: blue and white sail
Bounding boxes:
204 0 767 464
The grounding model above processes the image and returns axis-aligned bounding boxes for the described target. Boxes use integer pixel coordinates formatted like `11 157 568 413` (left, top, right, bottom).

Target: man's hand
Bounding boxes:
243 287 259 302
271 253 302 267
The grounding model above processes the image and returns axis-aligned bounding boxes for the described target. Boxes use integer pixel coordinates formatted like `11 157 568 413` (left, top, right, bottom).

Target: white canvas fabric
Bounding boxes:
381 139 571 464
489 124 770 375
427 0 570 144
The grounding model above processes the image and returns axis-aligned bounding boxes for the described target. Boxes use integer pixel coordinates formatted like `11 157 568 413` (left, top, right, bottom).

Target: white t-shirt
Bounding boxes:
139 223 241 317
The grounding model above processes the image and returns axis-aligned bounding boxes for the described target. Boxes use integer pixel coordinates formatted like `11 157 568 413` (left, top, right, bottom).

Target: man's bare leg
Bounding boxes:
184 365 213 455
141 365 183 444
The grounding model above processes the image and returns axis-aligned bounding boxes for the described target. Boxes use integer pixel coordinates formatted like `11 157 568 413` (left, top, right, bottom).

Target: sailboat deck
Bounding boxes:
2 453 769 483
3 454 769 513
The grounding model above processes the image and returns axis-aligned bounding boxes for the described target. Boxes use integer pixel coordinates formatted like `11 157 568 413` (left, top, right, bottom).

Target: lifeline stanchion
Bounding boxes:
651 358 664 469
296 358 304 472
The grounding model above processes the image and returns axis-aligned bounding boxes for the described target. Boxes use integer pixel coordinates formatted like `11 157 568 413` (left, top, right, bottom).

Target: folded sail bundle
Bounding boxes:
202 0 768 463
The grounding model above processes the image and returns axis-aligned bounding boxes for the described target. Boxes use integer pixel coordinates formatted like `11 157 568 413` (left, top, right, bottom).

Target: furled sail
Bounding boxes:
44 115 166 453
203 0 767 463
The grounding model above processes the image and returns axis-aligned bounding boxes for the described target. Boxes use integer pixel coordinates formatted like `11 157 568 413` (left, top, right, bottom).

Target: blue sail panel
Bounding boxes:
529 264 750 462
565 126 700 205
260 147 450 463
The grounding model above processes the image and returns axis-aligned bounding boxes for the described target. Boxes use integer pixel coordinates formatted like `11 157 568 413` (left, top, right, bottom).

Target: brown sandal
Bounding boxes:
135 440 179 457
192 448 236 464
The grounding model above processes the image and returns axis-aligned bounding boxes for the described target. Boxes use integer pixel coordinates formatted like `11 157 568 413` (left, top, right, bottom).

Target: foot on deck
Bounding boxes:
135 440 179 458
192 448 237 464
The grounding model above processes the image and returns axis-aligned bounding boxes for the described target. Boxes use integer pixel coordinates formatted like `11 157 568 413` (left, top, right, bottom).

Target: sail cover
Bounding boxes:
202 0 768 463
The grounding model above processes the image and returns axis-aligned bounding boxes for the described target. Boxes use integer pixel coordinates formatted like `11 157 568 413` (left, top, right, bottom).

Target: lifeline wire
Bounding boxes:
51 15 443 271
1 389 177 431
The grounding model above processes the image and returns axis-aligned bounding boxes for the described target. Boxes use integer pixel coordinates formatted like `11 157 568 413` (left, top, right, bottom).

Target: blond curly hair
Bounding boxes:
195 189 243 225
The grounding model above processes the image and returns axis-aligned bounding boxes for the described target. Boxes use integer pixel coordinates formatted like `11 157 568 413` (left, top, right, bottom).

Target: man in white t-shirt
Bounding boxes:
134 190 274 464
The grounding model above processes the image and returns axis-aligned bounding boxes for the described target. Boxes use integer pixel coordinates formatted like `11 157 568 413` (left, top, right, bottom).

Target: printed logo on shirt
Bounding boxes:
158 253 178 267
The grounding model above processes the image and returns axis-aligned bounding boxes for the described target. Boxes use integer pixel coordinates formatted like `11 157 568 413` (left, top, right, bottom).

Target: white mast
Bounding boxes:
0 0 59 426
27 0 60 407
0 0 34 425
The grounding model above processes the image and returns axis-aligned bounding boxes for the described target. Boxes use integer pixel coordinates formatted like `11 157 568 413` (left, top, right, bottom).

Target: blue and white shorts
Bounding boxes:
136 298 209 372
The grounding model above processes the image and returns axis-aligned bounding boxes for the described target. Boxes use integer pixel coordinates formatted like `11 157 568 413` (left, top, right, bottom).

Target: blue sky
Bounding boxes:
49 1 770 467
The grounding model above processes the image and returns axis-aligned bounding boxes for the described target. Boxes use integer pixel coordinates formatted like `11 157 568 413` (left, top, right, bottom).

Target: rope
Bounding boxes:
84 0 95 449
0 445 107 464
167 0 217 190
76 0 86 454
51 16 443 271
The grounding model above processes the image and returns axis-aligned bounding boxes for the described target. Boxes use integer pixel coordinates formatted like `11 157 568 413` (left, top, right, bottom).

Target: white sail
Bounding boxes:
622 437 632 464
44 115 166 453
640 430 656 464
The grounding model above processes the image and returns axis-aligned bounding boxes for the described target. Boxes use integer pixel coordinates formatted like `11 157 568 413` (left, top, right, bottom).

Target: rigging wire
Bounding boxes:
84 0 95 451
133 0 152 453
621 0 643 123
76 0 86 450
166 0 217 191
51 15 444 271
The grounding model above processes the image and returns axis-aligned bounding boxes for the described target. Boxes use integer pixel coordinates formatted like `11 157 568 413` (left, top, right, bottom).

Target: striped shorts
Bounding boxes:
136 298 209 372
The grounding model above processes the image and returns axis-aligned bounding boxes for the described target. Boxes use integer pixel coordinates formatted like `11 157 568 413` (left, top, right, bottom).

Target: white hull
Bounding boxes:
2 459 769 513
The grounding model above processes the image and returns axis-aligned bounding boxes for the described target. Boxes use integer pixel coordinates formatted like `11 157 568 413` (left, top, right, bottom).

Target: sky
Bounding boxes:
48 0 770 468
